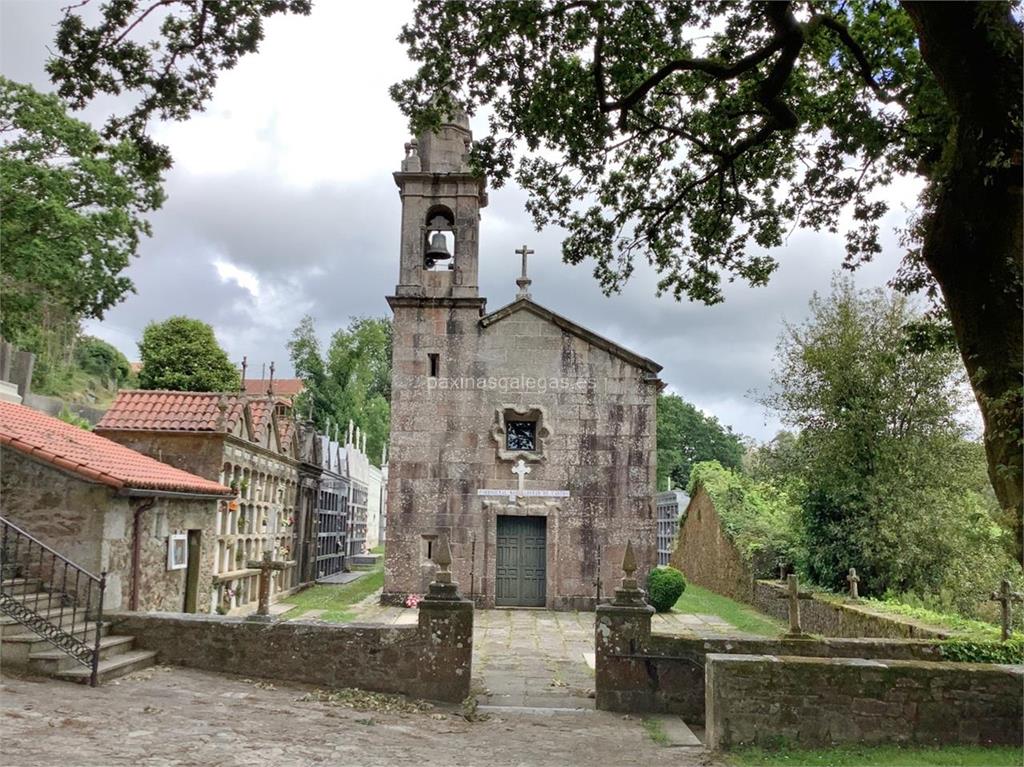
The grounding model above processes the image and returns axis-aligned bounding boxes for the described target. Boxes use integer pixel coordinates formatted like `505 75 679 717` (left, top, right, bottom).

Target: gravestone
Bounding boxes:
776 574 813 637
990 579 1023 641
245 551 291 622
846 567 861 600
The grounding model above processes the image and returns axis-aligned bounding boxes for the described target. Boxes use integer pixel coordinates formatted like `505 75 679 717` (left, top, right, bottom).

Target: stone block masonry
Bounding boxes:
705 653 1023 749
107 594 473 703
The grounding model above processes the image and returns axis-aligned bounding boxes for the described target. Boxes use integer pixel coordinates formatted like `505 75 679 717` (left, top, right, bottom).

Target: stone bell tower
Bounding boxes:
392 109 488 299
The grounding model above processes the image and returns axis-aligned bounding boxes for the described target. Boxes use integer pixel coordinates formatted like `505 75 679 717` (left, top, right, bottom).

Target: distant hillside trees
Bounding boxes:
288 315 392 463
657 393 744 490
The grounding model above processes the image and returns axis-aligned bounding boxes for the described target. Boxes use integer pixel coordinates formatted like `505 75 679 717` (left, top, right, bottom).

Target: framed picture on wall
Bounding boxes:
167 533 188 571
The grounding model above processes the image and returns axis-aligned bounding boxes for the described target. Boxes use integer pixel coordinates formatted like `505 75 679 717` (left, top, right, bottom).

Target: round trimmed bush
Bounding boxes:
647 566 686 612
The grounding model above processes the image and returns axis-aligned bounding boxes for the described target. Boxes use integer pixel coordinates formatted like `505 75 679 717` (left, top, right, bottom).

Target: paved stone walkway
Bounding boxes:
345 598 768 713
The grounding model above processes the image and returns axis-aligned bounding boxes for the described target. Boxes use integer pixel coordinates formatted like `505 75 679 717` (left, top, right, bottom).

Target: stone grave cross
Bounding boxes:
246 550 290 621
515 244 534 299
777 574 813 637
846 567 861 599
990 579 1023 641
511 459 531 497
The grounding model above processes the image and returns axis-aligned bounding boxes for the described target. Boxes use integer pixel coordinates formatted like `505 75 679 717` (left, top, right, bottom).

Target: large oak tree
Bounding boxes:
45 1 1022 558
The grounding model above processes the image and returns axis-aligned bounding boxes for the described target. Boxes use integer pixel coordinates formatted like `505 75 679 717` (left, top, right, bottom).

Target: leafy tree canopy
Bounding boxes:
657 393 744 490
289 315 392 464
138 316 239 392
760 276 1020 612
0 76 163 354
75 335 134 387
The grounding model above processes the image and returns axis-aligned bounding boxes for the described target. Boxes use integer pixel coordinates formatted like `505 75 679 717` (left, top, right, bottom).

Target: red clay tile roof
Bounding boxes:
249 399 273 444
0 402 232 496
243 378 304 398
96 391 245 432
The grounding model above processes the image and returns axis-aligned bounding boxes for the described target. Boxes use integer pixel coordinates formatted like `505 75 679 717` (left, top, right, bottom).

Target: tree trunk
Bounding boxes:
903 2 1023 564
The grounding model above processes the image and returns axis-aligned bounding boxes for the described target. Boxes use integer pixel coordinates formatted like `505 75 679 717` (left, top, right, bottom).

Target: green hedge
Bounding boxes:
647 566 686 612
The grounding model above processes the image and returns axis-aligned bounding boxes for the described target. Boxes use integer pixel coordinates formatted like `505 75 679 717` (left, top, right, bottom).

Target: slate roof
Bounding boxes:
96 391 245 432
479 298 663 375
0 401 232 496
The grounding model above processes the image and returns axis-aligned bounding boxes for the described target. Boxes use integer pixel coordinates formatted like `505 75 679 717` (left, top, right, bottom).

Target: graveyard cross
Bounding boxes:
515 244 534 299
246 551 290 618
846 567 861 600
776 574 813 637
989 579 1024 641
511 459 531 496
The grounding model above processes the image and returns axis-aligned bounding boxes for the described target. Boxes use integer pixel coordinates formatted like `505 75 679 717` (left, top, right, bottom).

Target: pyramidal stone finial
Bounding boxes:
436 534 453 570
622 540 637 577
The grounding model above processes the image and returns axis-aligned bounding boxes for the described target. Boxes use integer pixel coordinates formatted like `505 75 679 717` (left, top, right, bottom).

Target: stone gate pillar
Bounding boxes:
412 534 474 702
595 540 655 711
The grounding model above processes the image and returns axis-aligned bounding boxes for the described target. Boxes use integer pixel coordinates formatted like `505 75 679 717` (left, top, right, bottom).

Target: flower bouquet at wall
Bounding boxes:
404 594 422 609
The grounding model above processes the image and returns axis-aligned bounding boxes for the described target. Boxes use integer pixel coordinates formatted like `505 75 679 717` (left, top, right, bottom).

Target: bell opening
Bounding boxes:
423 210 456 271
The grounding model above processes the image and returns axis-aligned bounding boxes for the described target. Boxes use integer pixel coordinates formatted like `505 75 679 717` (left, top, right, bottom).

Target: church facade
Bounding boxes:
383 114 662 610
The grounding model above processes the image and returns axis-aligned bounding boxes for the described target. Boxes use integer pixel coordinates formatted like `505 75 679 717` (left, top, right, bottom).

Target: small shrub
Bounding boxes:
57 404 91 430
647 566 686 612
940 638 1024 664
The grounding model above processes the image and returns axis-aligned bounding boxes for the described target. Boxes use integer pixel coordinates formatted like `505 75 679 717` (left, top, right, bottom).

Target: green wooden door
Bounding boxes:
495 515 546 607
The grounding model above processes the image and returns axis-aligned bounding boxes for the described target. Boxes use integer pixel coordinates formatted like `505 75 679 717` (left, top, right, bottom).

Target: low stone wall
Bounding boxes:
108 597 473 703
752 580 951 639
705 654 1023 749
597 612 945 721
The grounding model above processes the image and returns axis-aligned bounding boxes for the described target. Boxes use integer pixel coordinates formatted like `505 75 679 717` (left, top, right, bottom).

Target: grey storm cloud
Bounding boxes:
1 0 920 440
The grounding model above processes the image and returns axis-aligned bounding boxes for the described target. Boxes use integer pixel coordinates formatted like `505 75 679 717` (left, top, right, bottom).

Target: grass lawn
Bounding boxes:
726 744 1023 766
281 566 384 623
672 583 785 636
370 544 384 555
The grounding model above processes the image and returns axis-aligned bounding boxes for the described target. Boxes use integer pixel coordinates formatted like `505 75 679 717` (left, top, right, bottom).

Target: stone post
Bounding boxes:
595 540 656 712
412 534 474 703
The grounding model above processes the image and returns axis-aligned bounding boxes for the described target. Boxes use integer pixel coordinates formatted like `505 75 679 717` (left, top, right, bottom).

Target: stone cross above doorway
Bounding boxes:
512 459 531 494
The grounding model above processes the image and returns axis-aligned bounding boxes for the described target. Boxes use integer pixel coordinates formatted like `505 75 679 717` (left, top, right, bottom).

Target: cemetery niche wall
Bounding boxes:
383 112 662 610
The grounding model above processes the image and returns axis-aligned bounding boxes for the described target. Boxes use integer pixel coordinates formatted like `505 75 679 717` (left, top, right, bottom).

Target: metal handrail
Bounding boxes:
0 515 106 686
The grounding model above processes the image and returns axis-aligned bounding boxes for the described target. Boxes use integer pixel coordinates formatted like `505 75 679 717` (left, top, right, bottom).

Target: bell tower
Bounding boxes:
392 109 488 299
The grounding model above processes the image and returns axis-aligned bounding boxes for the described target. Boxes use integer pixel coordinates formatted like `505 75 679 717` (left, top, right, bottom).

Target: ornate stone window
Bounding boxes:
492 406 550 462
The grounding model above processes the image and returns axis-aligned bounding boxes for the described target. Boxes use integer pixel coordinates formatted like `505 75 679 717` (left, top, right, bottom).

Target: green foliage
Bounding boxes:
860 598 1010 642
57 404 91 431
74 336 133 387
939 638 1024 665
289 315 392 463
646 566 686 612
47 1 312 175
138 316 239 392
673 583 785 637
0 76 163 381
281 564 384 624
688 461 804 578
657 393 744 489
760 277 1021 616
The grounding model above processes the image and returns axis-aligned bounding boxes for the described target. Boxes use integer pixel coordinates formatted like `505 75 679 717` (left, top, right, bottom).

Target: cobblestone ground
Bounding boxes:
0 666 721 767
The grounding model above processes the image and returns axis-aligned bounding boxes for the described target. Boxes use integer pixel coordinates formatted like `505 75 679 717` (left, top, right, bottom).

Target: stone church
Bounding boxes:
383 113 662 610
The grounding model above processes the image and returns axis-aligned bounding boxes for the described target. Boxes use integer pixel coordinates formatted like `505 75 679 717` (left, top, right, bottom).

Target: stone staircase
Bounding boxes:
0 575 156 684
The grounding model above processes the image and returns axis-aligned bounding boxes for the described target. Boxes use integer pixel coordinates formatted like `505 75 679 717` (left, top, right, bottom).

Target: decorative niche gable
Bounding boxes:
490 405 551 463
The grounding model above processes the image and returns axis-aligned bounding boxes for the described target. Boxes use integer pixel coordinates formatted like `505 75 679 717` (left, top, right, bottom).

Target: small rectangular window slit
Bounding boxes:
428 353 439 378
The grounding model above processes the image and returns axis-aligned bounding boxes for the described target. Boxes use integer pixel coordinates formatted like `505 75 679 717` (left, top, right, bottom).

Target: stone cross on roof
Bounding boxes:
515 244 534 299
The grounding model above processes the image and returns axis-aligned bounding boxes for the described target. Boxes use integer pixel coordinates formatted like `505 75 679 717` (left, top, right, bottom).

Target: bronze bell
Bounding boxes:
424 231 451 266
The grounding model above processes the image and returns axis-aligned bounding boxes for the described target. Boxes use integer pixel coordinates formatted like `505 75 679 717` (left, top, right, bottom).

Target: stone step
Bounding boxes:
29 634 136 674
6 591 74 610
0 622 111 666
0 606 94 636
55 649 157 685
0 578 43 596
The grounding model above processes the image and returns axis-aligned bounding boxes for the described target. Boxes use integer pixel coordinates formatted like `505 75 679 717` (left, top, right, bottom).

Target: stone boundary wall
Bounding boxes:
597 619 946 721
752 580 951 639
705 654 1023 749
108 598 473 703
670 486 954 639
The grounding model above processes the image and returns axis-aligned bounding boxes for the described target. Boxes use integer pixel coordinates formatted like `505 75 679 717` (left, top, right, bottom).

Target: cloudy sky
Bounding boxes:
1 1 925 441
